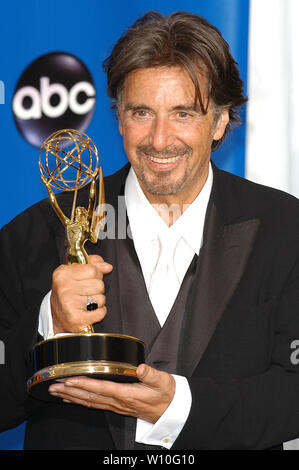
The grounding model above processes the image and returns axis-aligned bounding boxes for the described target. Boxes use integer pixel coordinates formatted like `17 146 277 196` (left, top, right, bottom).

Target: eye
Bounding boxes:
132 109 149 118
177 111 190 119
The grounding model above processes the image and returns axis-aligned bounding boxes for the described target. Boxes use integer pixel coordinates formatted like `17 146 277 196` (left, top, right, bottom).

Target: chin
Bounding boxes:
141 177 189 196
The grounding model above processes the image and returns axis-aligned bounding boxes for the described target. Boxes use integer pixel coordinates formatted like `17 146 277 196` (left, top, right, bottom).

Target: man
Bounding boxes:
1 11 299 450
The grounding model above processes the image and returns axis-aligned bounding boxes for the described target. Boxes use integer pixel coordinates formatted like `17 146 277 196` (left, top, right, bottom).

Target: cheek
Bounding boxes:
121 122 151 148
175 121 210 144
190 124 214 149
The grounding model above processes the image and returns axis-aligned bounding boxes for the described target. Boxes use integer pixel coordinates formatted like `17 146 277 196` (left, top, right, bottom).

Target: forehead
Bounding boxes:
121 66 207 105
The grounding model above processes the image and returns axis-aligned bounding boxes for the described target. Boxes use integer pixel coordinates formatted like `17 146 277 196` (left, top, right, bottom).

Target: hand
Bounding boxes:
50 254 113 334
48 364 176 423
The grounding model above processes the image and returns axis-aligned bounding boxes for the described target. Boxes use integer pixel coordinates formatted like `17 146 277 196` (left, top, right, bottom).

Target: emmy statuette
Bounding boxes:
27 129 145 401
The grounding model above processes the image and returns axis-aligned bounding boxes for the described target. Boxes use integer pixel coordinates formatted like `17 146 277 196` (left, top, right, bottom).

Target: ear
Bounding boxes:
212 108 230 141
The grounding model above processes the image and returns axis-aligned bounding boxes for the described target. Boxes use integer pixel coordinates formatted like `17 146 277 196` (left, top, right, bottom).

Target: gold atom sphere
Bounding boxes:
39 129 99 191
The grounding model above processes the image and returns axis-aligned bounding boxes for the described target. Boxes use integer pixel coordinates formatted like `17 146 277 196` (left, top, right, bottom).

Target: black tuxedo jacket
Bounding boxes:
1 162 299 450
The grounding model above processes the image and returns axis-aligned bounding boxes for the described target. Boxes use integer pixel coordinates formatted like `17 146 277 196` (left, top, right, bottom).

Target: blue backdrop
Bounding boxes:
0 0 249 449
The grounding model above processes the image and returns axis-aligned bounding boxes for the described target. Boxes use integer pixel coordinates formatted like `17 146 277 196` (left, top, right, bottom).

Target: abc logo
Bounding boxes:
12 52 96 147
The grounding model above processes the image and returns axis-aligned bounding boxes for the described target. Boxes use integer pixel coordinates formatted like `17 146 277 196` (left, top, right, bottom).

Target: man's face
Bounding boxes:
118 66 229 205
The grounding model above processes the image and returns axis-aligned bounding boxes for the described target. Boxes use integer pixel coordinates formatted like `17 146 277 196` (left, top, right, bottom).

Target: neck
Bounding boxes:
141 169 209 227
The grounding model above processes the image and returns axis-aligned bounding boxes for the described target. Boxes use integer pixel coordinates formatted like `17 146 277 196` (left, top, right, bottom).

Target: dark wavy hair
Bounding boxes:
103 11 247 151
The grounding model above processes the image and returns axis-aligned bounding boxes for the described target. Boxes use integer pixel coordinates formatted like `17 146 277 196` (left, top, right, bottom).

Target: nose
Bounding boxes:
149 115 175 151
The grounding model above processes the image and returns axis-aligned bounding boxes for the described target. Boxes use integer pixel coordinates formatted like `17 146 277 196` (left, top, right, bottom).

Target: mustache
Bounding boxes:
137 145 192 157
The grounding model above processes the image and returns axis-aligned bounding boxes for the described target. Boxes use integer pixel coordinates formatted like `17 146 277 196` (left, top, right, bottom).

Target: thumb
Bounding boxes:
88 255 113 273
136 364 160 386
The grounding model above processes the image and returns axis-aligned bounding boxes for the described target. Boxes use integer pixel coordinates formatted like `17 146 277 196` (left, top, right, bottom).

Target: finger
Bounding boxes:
82 294 106 312
53 263 101 282
63 376 114 392
81 294 106 309
62 377 130 401
49 383 98 401
80 304 107 326
69 279 105 296
60 305 107 332
49 383 115 410
60 381 136 416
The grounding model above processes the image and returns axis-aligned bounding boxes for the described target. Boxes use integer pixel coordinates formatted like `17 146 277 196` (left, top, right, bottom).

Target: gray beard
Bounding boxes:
136 165 192 195
135 144 192 195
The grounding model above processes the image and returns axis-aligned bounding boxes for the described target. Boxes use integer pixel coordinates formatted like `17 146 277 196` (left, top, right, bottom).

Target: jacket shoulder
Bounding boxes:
214 165 299 220
1 164 131 239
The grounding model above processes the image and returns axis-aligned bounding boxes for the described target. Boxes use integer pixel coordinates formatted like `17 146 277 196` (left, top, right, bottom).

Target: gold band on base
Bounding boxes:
27 360 138 391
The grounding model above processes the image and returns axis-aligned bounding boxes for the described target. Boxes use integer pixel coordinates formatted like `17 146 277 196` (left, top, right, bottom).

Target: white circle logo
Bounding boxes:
12 52 96 147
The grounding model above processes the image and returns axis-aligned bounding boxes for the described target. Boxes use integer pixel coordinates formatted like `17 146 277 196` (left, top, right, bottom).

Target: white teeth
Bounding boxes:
148 155 182 163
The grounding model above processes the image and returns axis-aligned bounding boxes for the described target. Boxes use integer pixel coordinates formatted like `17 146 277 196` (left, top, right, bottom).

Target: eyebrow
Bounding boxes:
123 103 202 113
172 104 202 113
124 103 152 112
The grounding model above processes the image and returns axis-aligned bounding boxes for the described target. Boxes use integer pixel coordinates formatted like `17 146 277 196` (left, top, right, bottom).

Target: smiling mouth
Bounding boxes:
147 155 183 163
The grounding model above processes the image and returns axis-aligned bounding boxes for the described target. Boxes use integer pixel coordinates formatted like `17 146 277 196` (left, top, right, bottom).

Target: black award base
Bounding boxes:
27 333 145 402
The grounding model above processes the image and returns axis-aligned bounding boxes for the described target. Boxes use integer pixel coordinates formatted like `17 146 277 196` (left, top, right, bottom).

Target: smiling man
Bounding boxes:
2 11 299 451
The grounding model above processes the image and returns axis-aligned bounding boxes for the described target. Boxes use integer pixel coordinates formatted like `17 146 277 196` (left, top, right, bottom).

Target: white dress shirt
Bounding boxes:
125 164 213 447
38 162 213 449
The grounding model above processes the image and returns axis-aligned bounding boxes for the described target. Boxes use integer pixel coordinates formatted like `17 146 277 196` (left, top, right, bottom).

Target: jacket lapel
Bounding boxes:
178 200 260 376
